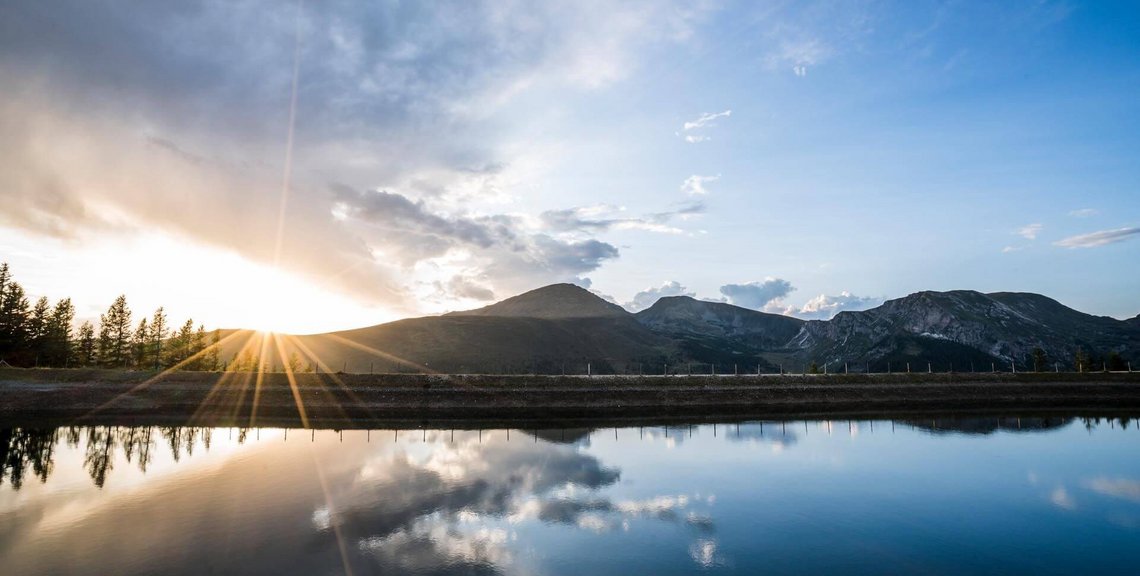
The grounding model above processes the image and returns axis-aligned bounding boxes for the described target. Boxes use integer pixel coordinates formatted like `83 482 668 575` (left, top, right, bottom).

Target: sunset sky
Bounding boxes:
1 0 1137 334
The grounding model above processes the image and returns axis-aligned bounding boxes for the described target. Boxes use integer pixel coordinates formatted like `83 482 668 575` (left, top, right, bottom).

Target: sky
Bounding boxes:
1 0 1137 333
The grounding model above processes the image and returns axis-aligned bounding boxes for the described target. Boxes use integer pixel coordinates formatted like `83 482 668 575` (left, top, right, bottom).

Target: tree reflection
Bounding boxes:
0 428 57 489
84 427 116 488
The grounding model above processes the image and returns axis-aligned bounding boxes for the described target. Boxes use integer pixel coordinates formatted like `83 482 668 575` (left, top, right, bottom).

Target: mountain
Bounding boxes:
795 290 1140 370
447 284 627 319
217 285 1138 374
634 297 802 368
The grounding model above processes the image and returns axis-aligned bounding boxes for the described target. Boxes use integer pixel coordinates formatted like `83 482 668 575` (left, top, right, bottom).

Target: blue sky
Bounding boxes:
0 0 1136 332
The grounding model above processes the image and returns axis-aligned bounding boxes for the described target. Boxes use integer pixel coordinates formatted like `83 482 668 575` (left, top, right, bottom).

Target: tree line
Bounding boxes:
0 263 220 370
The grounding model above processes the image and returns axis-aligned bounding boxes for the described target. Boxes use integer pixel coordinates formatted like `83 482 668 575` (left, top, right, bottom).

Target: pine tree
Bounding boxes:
26 296 51 366
204 330 221 371
287 352 303 373
76 321 96 367
166 319 194 368
97 295 133 368
0 262 10 298
133 318 150 369
0 280 30 364
45 298 75 367
148 308 169 369
187 325 207 370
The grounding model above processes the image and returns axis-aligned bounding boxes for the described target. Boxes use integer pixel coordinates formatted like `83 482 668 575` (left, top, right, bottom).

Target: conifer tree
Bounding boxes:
204 330 221 371
97 295 133 368
133 318 150 369
76 321 96 367
0 280 30 363
45 298 75 367
167 319 194 367
26 296 51 365
188 325 207 370
148 308 169 369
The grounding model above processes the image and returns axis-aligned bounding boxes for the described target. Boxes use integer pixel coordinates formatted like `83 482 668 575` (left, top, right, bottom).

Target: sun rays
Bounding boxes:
81 327 435 434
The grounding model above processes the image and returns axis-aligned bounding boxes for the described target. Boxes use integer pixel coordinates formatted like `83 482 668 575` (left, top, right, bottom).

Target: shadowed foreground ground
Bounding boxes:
1 368 1139 428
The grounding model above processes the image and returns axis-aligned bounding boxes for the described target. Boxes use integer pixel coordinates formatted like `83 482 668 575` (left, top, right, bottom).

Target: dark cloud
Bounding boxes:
540 201 704 235
0 0 710 313
719 279 795 310
332 186 620 293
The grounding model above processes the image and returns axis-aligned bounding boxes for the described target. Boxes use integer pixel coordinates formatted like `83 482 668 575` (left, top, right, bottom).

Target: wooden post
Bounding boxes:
907 363 910 373
928 362 932 374
587 363 591 377
845 363 848 374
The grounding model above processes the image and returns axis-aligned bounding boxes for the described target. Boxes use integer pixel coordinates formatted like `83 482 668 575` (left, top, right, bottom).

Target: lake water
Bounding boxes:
2 416 1139 575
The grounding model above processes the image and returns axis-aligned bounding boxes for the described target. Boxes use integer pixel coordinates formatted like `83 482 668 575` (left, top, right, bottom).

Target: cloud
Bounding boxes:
1017 223 1044 240
1050 486 1076 510
1068 208 1098 218
678 110 731 143
1083 477 1140 503
539 202 701 235
332 185 620 301
1001 245 1022 254
625 281 695 312
787 291 881 320
1054 227 1140 249
681 174 718 196
766 38 832 75
0 0 716 314
719 279 795 310
682 110 732 132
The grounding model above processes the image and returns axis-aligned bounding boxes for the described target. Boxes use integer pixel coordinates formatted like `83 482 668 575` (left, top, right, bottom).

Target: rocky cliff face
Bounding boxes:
794 290 1140 368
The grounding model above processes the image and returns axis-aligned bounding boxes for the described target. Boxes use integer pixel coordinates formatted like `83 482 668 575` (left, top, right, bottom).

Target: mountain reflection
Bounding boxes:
5 417 1137 490
2 418 1139 575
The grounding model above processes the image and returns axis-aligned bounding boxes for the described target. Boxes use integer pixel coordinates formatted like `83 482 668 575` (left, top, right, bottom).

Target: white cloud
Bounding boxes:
681 174 719 196
783 291 882 320
719 279 795 310
678 110 731 143
1054 227 1140 248
765 38 832 75
682 110 732 131
1001 245 1022 254
625 281 695 312
1068 208 1098 218
1017 223 1044 240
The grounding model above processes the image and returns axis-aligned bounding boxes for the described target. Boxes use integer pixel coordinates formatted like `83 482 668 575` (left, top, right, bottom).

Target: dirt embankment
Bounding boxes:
1 368 1138 428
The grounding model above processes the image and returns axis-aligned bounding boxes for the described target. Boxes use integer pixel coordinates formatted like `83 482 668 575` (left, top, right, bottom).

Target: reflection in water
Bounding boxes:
1 417 1138 575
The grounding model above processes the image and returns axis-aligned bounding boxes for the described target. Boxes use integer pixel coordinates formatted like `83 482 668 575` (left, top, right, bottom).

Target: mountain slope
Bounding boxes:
636 296 802 354
215 285 1138 374
447 283 627 319
795 290 1140 369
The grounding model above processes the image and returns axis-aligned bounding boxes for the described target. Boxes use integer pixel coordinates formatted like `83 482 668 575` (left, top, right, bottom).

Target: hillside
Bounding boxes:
447 283 627 319
215 285 1138 374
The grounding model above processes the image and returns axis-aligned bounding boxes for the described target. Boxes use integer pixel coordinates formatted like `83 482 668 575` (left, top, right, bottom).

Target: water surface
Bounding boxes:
2 417 1139 574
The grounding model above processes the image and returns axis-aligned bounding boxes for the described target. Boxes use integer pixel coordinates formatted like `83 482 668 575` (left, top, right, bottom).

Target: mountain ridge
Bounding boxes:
221 284 1138 374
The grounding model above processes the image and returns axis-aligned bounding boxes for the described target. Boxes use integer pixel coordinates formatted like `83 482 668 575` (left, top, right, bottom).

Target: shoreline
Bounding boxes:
2 368 1139 428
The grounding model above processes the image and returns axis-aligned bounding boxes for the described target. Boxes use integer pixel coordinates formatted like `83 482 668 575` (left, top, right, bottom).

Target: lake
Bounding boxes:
2 416 1139 574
